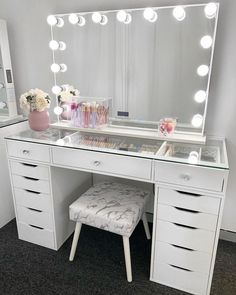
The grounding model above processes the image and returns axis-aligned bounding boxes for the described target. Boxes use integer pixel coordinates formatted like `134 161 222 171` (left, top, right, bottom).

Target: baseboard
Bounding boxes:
220 229 236 243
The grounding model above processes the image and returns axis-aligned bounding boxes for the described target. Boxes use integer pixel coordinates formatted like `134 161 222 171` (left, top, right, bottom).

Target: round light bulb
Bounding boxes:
191 114 203 128
117 10 127 22
49 40 59 50
59 41 66 51
197 65 209 77
194 90 207 103
188 151 199 164
173 6 186 21
47 15 57 26
52 85 62 95
60 64 67 72
50 63 61 73
92 12 102 23
200 35 213 49
54 106 63 115
78 16 86 26
68 14 79 24
204 2 217 19
56 139 65 146
143 8 158 22
100 15 108 25
56 17 64 28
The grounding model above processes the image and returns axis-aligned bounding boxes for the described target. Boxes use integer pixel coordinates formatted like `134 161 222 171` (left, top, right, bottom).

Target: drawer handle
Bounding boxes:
25 189 41 195
179 174 191 181
169 264 193 272
93 160 101 167
29 224 44 230
174 206 200 214
22 150 30 155
173 222 197 230
171 244 195 252
27 207 42 213
21 163 38 168
23 176 39 181
176 190 201 197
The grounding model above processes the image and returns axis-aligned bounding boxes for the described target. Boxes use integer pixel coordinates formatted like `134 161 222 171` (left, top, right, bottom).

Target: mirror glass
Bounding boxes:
0 44 9 116
50 3 218 135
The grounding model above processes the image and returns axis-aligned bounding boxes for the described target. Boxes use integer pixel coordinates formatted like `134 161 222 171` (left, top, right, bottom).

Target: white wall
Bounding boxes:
0 0 235 231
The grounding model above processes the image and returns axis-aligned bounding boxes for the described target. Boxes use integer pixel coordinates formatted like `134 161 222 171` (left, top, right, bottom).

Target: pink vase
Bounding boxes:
60 102 72 120
28 110 50 131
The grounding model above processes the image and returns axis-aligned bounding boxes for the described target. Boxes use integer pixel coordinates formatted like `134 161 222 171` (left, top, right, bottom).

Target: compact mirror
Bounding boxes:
49 3 219 137
0 19 18 121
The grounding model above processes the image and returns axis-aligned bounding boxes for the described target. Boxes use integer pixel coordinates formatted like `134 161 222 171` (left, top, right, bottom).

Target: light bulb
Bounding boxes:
92 12 102 23
197 65 209 77
68 14 79 24
56 139 65 146
191 114 203 128
204 2 217 19
143 8 158 22
194 90 207 103
173 6 186 21
52 85 62 95
47 15 57 26
58 41 66 50
200 35 213 49
188 151 199 164
117 10 127 22
0 82 4 89
54 106 63 115
49 40 59 50
51 63 61 73
56 17 64 28
100 15 108 25
78 16 86 26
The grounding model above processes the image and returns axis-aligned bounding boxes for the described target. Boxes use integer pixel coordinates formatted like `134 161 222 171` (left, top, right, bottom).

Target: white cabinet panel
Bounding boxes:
12 174 50 194
10 160 49 180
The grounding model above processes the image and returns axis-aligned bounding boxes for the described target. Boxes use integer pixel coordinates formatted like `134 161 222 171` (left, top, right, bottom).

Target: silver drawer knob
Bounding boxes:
93 160 101 166
23 150 30 155
180 173 191 181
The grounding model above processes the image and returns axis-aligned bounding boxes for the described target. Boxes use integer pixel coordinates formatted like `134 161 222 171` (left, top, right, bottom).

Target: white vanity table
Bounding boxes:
5 128 228 295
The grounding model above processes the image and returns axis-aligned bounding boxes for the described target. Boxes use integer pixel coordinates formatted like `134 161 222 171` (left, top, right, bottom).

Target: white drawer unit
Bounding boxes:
52 147 152 181
17 205 54 230
14 188 52 212
10 160 49 180
12 174 50 194
18 222 55 249
155 161 225 192
7 140 50 163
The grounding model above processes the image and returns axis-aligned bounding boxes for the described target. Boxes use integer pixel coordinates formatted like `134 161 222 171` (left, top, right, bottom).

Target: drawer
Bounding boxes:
158 187 220 215
156 220 215 253
154 240 212 274
157 203 218 231
155 161 225 192
7 140 50 163
17 205 53 230
18 222 55 249
10 160 49 180
12 174 50 194
52 147 152 180
14 188 52 212
152 262 208 295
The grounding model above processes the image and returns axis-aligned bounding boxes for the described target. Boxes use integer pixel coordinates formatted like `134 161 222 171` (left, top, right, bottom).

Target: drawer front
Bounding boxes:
7 140 50 163
52 147 152 180
152 262 208 295
156 220 215 253
17 205 53 230
158 187 220 215
154 240 212 274
14 188 52 212
18 222 55 249
155 161 225 192
157 203 218 231
10 161 49 180
12 174 50 194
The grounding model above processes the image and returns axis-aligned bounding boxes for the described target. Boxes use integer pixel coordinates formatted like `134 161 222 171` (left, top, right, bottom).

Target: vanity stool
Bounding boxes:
69 182 151 282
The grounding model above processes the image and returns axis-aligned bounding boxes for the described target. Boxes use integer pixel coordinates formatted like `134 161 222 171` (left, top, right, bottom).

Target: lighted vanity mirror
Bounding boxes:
0 19 18 121
48 3 218 138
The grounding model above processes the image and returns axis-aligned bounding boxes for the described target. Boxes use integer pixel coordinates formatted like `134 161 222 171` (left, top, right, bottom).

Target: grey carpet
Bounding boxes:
0 220 235 295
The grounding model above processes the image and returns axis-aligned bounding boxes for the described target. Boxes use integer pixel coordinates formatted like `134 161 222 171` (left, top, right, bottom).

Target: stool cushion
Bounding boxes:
69 182 150 237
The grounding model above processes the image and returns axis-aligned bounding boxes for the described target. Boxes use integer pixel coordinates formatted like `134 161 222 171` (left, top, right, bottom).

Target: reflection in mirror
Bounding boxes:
0 19 18 122
49 3 219 136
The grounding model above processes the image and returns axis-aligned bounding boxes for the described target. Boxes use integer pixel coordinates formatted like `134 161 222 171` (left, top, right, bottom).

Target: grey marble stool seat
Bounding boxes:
69 182 151 282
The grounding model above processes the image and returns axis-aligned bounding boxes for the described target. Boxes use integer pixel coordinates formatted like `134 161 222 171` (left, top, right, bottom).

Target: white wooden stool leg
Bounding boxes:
69 222 82 261
142 213 151 240
122 236 132 282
